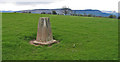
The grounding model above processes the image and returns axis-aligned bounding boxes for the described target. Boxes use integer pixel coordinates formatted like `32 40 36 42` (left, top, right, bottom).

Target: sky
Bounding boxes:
0 0 119 12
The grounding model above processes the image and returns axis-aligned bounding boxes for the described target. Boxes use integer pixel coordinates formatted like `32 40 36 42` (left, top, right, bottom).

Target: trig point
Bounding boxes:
30 17 57 45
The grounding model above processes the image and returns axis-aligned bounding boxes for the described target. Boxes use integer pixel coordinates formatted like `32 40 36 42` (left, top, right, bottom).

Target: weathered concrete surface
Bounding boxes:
30 17 57 45
36 17 53 42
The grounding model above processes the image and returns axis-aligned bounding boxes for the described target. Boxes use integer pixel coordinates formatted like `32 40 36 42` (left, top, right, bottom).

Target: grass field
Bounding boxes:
2 13 118 60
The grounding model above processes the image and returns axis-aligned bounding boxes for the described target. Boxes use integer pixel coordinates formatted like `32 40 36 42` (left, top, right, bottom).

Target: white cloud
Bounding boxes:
0 0 62 3
0 0 119 12
15 2 52 5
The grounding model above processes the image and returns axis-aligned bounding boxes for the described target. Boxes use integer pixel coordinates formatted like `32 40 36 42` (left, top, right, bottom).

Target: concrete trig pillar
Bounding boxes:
31 17 57 45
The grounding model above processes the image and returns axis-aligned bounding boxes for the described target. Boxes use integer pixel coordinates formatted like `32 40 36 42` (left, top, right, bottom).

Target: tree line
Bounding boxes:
18 6 120 19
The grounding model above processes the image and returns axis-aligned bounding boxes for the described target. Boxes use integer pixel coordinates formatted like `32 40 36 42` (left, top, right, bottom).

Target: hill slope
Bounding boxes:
2 13 118 60
72 10 114 17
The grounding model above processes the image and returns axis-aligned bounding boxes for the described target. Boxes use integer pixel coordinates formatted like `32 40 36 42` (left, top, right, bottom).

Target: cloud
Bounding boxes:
15 2 52 5
0 0 63 3
0 0 118 12
0 0 64 5
0 0 65 11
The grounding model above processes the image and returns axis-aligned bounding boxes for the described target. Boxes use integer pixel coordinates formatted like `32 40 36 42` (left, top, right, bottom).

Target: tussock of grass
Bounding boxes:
2 13 118 60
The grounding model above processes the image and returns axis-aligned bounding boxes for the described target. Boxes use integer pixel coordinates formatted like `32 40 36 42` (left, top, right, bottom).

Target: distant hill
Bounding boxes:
3 9 118 18
73 9 118 17
1 11 15 13
101 10 118 17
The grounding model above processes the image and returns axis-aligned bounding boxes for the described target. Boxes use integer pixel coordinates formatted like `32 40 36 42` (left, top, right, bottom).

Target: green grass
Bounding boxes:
2 13 118 60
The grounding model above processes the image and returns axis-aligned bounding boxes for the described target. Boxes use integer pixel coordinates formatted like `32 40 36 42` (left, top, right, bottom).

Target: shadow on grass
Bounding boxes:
18 33 62 47
22 33 36 41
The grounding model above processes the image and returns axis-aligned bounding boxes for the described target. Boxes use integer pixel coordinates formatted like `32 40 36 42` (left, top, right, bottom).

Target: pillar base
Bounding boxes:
29 40 58 46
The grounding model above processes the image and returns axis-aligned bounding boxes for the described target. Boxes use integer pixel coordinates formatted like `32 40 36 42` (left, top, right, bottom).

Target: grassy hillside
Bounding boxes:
2 13 118 60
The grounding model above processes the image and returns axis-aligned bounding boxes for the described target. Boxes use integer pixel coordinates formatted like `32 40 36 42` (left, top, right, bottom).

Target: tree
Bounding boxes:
28 11 31 13
52 11 57 15
88 14 92 17
113 15 116 18
41 12 46 14
109 15 113 18
62 6 71 15
109 15 116 18
77 14 80 16
118 16 120 19
80 14 83 16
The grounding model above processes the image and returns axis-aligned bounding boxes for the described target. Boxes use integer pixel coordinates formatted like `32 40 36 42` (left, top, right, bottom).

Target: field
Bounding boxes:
2 13 118 60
